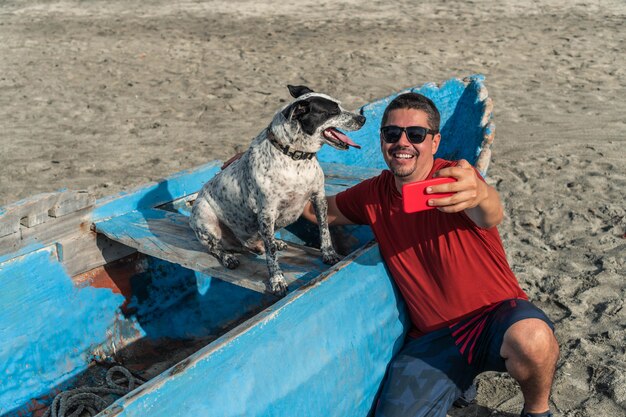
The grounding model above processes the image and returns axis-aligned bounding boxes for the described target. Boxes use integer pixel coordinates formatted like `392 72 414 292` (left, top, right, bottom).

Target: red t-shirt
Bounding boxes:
335 159 527 337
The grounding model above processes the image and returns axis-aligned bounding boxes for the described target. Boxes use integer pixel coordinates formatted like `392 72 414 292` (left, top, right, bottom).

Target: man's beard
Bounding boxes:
391 162 417 178
388 146 418 178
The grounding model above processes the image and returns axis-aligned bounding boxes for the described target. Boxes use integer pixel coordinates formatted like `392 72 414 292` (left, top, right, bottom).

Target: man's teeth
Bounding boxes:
394 153 414 159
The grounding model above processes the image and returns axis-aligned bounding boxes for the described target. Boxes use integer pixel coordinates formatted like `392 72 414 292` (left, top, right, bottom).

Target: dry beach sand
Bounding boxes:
0 0 625 415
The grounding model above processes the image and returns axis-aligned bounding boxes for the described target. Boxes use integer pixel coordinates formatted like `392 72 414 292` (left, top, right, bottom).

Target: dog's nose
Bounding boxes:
356 115 366 125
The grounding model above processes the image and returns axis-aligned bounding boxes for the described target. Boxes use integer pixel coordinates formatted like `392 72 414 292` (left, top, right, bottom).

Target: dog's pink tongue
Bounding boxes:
328 128 361 148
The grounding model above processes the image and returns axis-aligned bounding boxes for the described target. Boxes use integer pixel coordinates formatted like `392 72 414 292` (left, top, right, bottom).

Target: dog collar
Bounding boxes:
267 129 316 161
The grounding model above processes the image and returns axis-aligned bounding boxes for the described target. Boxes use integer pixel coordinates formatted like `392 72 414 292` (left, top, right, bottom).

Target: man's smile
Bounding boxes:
390 147 418 161
393 152 415 159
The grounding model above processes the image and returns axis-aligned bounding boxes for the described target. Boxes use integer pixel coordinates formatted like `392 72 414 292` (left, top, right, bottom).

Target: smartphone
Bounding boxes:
402 177 457 213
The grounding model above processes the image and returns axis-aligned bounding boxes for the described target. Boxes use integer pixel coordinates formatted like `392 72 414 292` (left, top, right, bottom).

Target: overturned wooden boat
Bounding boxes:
0 75 494 417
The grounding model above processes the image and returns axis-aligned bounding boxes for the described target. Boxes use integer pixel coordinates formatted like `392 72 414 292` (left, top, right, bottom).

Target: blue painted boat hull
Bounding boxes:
0 75 494 417
111 243 408 417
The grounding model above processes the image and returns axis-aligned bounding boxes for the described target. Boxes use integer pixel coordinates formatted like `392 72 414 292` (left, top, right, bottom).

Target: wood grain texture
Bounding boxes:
95 208 327 294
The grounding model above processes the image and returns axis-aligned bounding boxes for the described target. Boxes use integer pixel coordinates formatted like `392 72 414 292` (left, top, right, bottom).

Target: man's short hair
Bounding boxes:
381 92 441 131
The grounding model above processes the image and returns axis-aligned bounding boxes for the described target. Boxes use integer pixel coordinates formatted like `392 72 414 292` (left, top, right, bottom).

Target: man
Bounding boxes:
300 92 559 417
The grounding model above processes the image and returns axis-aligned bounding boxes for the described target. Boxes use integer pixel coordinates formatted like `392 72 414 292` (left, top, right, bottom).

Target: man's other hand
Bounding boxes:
428 159 503 228
427 159 487 212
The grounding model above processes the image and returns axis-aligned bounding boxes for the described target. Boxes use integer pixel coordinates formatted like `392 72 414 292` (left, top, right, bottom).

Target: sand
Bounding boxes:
1 0 624 415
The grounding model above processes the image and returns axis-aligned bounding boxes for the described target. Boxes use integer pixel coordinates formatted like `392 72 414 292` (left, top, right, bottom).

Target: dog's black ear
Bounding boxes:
290 100 310 118
288 85 314 98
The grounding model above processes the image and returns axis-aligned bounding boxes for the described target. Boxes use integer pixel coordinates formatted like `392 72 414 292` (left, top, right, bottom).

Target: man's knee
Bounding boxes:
501 318 559 367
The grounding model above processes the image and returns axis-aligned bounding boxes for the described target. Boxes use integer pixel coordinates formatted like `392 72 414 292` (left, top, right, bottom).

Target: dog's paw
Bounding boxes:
221 253 240 269
269 274 288 297
322 250 341 265
275 240 289 251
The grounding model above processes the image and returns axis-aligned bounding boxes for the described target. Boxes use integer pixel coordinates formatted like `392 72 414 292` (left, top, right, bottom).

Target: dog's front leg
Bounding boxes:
311 192 341 265
258 212 288 296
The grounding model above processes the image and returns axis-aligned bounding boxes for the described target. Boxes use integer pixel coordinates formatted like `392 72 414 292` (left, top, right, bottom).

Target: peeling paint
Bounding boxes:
168 358 191 376
0 247 125 414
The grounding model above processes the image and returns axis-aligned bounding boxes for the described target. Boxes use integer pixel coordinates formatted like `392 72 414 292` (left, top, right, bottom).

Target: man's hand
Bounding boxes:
426 159 503 228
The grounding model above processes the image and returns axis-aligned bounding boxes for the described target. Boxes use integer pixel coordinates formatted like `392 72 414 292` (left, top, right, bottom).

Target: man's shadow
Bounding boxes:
448 404 518 416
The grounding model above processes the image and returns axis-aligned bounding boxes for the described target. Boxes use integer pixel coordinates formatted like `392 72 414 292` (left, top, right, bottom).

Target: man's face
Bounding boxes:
380 108 441 183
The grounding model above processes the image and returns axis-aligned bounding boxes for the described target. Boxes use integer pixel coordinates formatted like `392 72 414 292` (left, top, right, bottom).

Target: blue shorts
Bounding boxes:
374 299 554 417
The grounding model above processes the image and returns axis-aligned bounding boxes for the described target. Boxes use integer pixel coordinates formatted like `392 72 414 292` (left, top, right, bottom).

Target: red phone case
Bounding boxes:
402 177 457 213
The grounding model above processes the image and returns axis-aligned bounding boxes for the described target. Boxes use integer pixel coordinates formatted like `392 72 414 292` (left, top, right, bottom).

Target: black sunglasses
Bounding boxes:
380 125 438 144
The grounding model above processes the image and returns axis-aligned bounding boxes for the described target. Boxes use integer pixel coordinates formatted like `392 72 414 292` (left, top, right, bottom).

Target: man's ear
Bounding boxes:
288 85 314 98
431 132 441 155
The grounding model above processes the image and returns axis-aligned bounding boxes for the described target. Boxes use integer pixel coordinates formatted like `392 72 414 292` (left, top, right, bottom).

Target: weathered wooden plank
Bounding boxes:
20 211 49 228
0 232 21 257
0 190 94 238
48 190 95 218
58 233 137 277
95 209 328 294
0 208 138 277
0 193 58 235
0 204 91 262
19 208 91 249
0 206 18 237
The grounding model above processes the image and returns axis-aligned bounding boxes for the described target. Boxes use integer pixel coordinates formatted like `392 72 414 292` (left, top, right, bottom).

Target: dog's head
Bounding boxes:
269 85 366 153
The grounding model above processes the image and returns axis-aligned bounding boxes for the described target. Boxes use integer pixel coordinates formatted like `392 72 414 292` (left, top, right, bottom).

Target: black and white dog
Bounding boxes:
189 85 365 296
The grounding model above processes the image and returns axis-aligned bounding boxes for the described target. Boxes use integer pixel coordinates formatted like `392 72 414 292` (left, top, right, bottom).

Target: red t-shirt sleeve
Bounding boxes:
334 176 379 225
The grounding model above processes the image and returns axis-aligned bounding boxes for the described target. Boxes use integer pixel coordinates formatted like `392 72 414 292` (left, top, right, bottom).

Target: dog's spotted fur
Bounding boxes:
189 85 365 296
